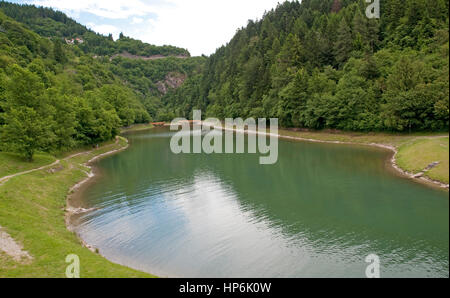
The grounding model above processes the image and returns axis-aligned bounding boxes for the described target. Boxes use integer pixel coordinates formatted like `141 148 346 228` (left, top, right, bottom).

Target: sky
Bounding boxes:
11 0 284 56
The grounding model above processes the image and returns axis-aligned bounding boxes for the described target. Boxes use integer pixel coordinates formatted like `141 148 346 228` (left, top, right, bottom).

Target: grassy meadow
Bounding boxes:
0 137 154 278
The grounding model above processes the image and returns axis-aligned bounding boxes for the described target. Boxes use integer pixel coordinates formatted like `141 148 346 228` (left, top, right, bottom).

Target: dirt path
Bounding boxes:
66 138 130 253
0 160 61 186
68 138 129 199
0 138 123 191
0 139 122 187
0 138 128 262
0 226 33 263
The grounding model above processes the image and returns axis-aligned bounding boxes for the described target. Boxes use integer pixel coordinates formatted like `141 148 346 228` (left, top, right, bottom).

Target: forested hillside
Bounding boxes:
1 0 449 160
0 1 190 57
0 3 203 160
165 0 449 132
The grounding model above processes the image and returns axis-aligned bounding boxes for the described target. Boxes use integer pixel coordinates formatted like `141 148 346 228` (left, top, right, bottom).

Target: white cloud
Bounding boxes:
29 0 284 56
31 0 164 19
134 0 282 56
86 23 121 39
131 17 144 24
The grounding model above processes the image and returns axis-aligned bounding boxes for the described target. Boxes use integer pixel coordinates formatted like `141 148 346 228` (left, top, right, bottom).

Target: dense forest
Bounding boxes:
0 0 449 161
163 0 449 132
0 2 203 160
0 1 190 57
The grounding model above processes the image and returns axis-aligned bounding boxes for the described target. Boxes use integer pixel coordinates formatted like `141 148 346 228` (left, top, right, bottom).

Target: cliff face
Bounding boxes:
156 72 187 94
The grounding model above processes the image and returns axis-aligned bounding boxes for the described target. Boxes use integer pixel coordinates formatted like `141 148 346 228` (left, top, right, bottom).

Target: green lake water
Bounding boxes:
73 128 449 278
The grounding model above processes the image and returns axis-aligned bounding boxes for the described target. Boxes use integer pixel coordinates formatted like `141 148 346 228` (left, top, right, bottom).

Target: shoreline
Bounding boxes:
167 120 448 189
65 124 153 212
206 123 449 191
279 134 449 190
65 137 131 253
63 125 448 277
0 135 153 277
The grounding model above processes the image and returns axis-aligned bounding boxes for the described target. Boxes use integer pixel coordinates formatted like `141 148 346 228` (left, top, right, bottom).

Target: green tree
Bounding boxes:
334 18 353 67
48 90 78 150
53 39 66 63
1 107 55 160
278 68 309 127
0 66 55 160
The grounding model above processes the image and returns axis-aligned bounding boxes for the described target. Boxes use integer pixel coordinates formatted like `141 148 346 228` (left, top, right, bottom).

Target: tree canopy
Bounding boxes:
162 0 449 132
0 0 449 160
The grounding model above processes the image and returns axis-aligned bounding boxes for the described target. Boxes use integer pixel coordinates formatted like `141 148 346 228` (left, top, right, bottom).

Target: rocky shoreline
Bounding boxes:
65 137 130 253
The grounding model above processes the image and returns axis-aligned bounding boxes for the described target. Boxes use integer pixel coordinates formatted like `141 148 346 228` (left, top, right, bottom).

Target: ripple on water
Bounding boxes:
74 129 449 278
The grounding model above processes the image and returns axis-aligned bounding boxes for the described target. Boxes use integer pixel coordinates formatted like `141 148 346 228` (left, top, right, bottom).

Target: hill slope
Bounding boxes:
0 4 204 160
165 0 449 132
0 1 190 57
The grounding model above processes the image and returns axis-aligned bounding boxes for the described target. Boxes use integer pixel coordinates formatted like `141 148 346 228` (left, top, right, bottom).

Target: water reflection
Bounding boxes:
74 129 449 278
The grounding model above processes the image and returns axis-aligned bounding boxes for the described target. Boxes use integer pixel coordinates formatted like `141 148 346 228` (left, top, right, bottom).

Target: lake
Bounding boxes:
71 128 449 278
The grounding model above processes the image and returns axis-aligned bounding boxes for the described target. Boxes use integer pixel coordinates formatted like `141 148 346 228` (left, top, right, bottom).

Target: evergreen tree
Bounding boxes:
334 18 353 67
53 39 66 63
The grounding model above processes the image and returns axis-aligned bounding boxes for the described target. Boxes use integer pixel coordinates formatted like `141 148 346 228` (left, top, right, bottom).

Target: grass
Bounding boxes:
0 152 56 178
397 137 449 184
0 128 447 277
0 137 155 278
